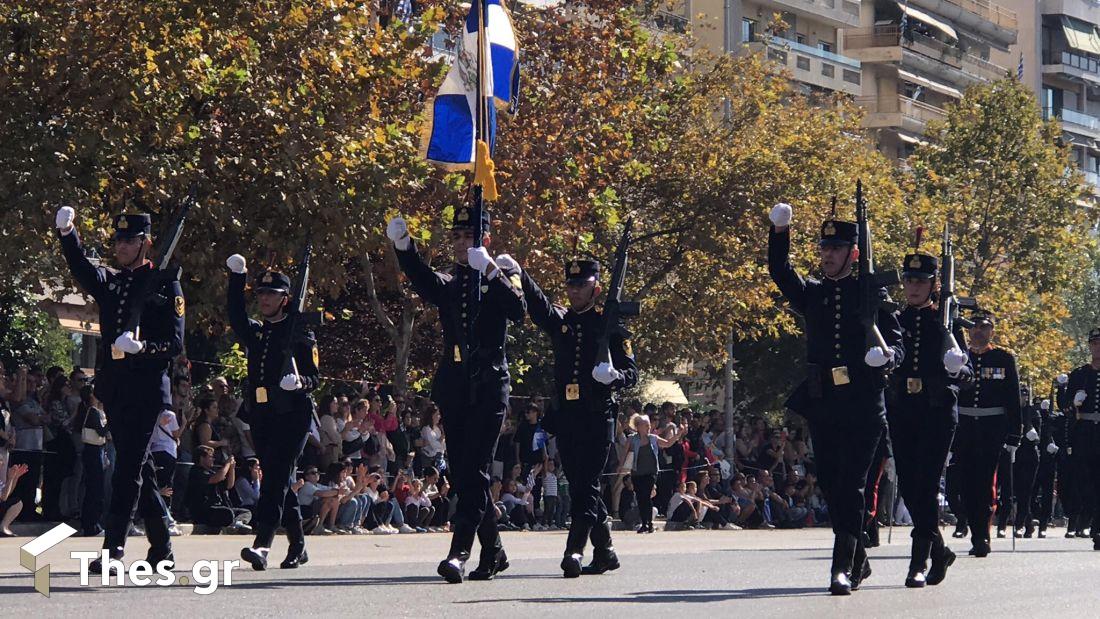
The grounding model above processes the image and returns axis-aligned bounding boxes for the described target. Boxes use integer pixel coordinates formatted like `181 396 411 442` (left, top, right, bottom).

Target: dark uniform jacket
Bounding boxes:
226 271 319 417
767 228 904 419
59 230 184 408
520 271 639 422
395 241 525 406
957 347 1023 444
889 305 973 409
1060 364 1100 442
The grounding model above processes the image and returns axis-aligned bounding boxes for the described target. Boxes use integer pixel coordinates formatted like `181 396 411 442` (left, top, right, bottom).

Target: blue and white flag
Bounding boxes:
420 0 520 170
1016 52 1024 80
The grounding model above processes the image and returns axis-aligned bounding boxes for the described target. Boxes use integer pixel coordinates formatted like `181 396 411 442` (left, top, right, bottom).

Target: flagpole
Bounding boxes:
467 0 487 385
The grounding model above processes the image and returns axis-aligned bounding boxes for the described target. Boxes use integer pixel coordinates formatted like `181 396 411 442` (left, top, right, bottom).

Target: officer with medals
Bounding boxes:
55 207 183 573
386 207 526 583
767 203 904 596
955 311 1023 557
1059 327 1100 550
1032 393 1063 538
996 385 1041 539
496 255 638 578
225 257 320 570
887 250 971 587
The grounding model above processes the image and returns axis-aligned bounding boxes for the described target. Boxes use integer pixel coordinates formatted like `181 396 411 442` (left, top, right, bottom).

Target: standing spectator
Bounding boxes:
541 459 560 529
386 399 412 478
341 400 370 465
514 404 546 480
77 386 108 536
419 405 446 475
0 463 29 536
148 408 183 535
11 366 45 450
190 396 229 462
317 395 343 468
41 373 76 521
171 377 194 428
621 414 685 533
493 415 517 481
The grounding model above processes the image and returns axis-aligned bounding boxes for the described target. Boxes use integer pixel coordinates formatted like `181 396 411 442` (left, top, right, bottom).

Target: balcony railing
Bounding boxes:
773 0 861 22
760 35 861 69
857 94 947 125
937 0 1017 31
1043 50 1100 77
845 26 1009 81
1084 170 1100 189
1044 107 1100 134
650 9 689 33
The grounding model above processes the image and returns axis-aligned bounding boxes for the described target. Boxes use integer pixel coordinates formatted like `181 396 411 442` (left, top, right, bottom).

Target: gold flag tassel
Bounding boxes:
473 138 499 201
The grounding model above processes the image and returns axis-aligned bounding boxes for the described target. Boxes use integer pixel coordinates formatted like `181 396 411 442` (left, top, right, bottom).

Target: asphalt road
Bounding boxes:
1 526 1096 617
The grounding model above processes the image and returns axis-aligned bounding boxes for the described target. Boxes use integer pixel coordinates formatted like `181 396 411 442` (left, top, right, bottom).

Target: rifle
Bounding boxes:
119 184 197 341
596 217 641 366
938 222 977 355
281 236 323 383
855 180 900 352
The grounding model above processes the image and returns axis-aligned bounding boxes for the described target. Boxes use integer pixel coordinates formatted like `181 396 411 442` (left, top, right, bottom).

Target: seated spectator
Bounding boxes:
501 478 532 530
423 467 450 532
730 473 761 528
233 458 261 515
403 478 434 532
0 463 29 536
362 470 396 534
667 481 700 528
328 461 370 534
373 465 415 534
776 480 810 529
186 447 251 532
618 474 639 531
700 470 740 530
298 465 340 535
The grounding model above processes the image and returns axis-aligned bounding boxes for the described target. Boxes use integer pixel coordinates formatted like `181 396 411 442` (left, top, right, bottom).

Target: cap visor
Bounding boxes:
901 272 935 279
818 239 852 247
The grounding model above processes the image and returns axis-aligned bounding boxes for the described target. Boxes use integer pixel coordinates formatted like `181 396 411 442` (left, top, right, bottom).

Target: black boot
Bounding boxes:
560 524 590 578
926 537 955 586
145 546 175 571
582 547 621 575
1065 515 1077 538
241 547 269 571
89 547 125 576
469 548 509 581
280 543 309 569
952 521 968 538
828 534 857 596
437 552 469 584
864 520 881 548
850 540 872 591
969 536 991 558
905 538 931 588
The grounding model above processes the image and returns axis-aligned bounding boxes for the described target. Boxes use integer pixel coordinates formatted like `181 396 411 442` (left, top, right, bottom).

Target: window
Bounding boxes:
742 18 757 43
843 69 861 85
797 56 811 71
819 41 834 53
768 48 788 64
822 63 835 77
796 34 806 45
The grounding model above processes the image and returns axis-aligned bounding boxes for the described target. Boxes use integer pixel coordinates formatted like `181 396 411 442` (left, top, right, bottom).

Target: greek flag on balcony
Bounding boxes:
420 0 520 181
1016 52 1024 81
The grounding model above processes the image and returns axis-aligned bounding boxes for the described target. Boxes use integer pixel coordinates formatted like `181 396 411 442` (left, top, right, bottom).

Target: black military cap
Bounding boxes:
255 270 292 294
1088 327 1100 342
565 258 600 283
451 206 491 231
971 310 996 327
113 214 151 239
819 219 858 247
901 253 938 279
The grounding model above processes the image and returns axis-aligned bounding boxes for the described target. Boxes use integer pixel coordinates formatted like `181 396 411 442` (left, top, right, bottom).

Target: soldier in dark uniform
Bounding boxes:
1059 328 1100 550
225 257 320 570
55 206 183 573
955 311 1023 557
1032 395 1062 538
767 202 904 596
386 207 525 583
887 251 972 587
996 386 1040 539
497 255 638 577
862 434 890 549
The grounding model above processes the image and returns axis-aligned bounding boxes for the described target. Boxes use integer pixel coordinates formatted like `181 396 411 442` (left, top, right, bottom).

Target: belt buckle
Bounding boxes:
831 366 850 386
110 345 125 360
255 387 268 404
907 378 923 394
565 383 580 401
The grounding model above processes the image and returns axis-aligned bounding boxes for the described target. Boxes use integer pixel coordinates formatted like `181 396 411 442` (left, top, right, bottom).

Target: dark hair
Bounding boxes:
195 445 215 458
325 461 346 484
424 466 440 479
318 394 337 416
421 402 440 428
79 384 95 406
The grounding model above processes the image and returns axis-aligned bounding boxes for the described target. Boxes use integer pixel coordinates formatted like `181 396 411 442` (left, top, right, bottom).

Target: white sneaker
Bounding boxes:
398 524 416 534
371 527 388 535
319 527 335 536
383 524 397 534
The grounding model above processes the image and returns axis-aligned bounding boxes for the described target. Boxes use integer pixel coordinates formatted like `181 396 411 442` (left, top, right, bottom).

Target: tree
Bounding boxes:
0 288 75 371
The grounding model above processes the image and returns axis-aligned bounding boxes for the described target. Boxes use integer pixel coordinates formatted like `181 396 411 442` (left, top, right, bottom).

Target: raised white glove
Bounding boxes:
1074 390 1088 406
467 247 494 275
280 373 303 391
864 346 892 368
943 347 968 374
495 253 521 276
770 203 792 227
386 217 410 251
113 331 145 355
1046 443 1059 455
56 206 75 234
1003 443 1017 461
1057 373 1069 385
592 362 623 385
1026 428 1039 442
226 254 247 274
1041 399 1050 411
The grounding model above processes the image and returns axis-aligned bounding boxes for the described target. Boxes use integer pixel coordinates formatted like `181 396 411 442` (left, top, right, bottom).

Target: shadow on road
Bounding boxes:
453 586 847 604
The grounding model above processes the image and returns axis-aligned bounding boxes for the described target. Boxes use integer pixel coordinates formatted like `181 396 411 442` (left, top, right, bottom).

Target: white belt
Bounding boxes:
959 406 1006 418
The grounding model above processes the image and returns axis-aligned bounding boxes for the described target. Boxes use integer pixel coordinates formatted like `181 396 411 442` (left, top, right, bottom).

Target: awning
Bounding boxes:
1061 16 1100 56
896 132 928 146
897 1 957 42
898 69 962 98
640 380 689 406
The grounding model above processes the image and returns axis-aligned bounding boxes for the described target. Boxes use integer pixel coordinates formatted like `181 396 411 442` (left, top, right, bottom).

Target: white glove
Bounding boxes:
943 347 968 374
1003 444 1017 461
1057 373 1069 385
592 362 624 385
770 203 793 227
386 217 410 251
1046 443 1059 455
1041 399 1050 411
864 346 892 368
467 247 494 275
226 254 247 274
280 373 303 391
1074 390 1088 406
56 206 75 234
495 253 521 276
113 331 145 355
1026 428 1039 442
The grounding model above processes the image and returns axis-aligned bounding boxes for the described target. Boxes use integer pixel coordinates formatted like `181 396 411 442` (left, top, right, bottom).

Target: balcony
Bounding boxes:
844 26 1010 85
1043 106 1100 139
1042 50 1100 86
1040 0 1100 29
647 8 689 34
857 94 947 134
908 0 1018 50
750 36 863 95
768 0 861 29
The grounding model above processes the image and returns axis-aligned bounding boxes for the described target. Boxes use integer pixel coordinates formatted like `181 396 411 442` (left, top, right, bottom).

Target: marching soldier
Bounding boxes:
56 206 182 573
887 250 971 587
497 255 638 578
226 256 320 571
1059 328 1100 550
386 207 526 583
955 311 1023 557
996 386 1040 539
1032 394 1063 538
768 202 904 595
